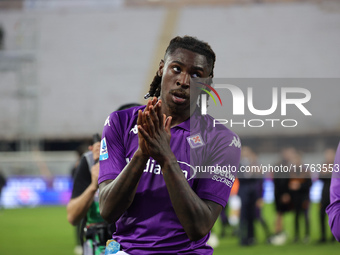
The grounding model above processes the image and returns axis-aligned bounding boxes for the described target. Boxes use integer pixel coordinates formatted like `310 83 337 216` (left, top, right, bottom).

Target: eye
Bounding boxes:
173 66 181 73
191 73 201 78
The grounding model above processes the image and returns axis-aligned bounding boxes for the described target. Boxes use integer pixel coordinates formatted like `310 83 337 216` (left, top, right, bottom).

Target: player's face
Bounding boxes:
158 48 211 115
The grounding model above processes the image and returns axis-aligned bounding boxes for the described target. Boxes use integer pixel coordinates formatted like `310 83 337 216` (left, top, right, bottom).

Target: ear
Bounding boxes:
158 60 164 77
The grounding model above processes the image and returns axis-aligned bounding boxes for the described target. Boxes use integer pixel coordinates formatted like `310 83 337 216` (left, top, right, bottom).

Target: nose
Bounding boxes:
176 72 190 88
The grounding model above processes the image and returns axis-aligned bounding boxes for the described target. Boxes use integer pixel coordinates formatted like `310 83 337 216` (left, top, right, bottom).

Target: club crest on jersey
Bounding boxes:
187 133 205 149
99 137 109 160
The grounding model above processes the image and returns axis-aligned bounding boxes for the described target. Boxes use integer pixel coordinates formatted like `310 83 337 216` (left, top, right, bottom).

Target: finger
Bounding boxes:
150 97 158 125
156 100 163 128
138 109 148 134
145 111 156 136
137 110 142 126
142 110 150 133
138 125 151 143
138 110 150 137
143 100 152 115
143 101 148 113
151 97 158 106
165 116 172 133
142 123 150 137
149 105 159 131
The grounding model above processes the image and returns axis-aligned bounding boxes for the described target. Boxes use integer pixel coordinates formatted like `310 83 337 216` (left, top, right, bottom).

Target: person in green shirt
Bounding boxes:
67 138 109 255
67 103 141 255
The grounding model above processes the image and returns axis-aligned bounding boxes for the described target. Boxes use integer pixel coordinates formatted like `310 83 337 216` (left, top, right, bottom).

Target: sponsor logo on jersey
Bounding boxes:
229 136 241 148
212 175 234 188
178 160 197 181
186 133 205 149
125 158 195 180
99 137 109 160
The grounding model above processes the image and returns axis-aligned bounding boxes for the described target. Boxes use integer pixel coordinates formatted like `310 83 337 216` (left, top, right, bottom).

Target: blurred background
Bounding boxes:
0 0 339 254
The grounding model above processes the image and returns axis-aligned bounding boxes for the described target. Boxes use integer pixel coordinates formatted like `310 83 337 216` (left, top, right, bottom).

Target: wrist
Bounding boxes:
159 153 177 169
89 182 98 192
134 149 149 162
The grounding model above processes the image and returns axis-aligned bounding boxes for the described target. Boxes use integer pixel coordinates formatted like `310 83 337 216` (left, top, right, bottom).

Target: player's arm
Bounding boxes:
67 144 100 226
162 157 223 241
99 99 157 223
138 102 225 241
99 151 148 223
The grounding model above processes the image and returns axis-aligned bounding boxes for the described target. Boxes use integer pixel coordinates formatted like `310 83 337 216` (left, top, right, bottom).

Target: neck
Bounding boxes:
161 103 197 127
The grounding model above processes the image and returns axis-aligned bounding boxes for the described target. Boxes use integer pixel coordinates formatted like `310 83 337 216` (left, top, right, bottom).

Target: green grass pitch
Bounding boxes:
0 203 338 255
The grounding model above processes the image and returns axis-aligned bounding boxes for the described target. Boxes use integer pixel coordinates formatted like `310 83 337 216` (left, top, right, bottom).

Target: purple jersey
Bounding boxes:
326 142 340 242
99 105 241 254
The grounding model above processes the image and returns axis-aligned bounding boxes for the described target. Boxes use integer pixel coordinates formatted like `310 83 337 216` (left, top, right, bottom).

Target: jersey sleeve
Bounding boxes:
194 132 241 208
326 142 340 242
98 112 127 184
71 156 91 199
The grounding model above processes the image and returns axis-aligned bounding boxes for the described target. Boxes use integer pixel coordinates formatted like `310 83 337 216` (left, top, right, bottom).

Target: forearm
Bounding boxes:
162 156 220 241
67 184 97 226
99 151 148 223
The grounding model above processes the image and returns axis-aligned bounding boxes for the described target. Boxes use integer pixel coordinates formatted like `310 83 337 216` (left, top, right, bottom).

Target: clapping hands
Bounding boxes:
137 97 172 165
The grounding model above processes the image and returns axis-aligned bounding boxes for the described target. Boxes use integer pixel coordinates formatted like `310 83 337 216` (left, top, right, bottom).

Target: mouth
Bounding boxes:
171 91 189 104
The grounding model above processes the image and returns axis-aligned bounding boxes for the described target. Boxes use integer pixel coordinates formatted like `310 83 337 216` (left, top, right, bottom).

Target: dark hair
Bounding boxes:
145 36 216 99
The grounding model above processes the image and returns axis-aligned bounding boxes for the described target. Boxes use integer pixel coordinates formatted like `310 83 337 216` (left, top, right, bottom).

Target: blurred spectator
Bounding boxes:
288 151 311 243
67 103 141 255
67 138 108 255
219 205 230 238
255 178 271 243
70 143 89 179
220 178 240 238
318 148 336 243
237 146 263 246
69 142 89 255
0 169 6 210
270 147 295 245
